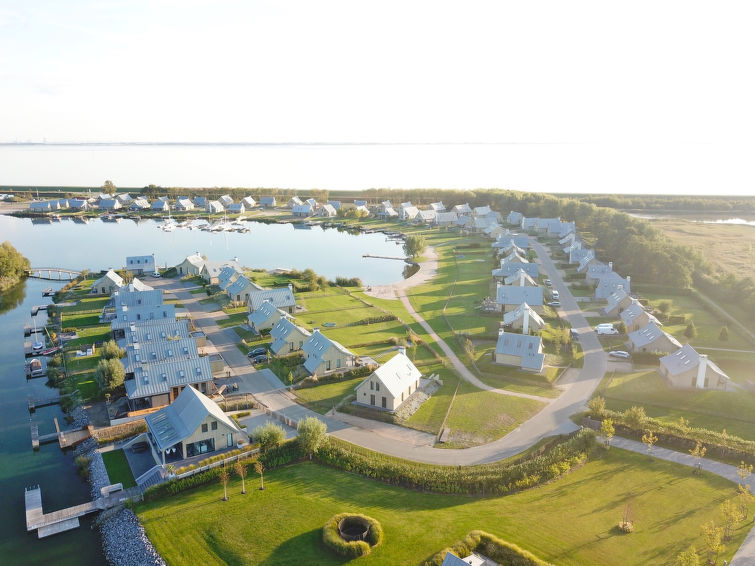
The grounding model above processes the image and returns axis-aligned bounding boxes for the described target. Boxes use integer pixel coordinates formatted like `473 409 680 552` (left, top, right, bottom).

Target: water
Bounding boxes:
0 215 407 286
1 142 753 196
628 212 755 226
0 279 105 565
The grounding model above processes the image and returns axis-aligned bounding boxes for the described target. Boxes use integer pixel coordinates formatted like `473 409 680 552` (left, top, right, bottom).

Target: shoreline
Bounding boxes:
363 245 437 300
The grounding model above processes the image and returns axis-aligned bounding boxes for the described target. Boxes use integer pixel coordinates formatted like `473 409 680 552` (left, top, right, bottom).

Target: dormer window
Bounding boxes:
161 373 167 382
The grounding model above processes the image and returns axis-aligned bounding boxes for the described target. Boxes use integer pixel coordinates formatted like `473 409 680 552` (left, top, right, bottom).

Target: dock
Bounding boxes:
24 324 44 336
362 254 410 261
30 418 91 450
42 287 53 297
28 394 61 412
30 305 48 316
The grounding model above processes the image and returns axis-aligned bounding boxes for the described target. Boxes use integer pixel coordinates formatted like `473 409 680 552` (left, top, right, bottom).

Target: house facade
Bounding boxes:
493 330 545 371
301 329 356 375
628 322 682 353
659 344 730 390
269 318 311 355
126 254 156 275
91 269 124 295
248 300 287 333
175 253 205 276
247 285 296 314
354 349 420 411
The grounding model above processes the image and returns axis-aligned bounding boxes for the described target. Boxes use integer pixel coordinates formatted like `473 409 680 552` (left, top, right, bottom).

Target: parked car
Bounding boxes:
150 271 161 278
247 346 268 357
609 350 631 359
570 328 579 339
547 301 561 307
545 279 552 287
595 324 619 335
250 354 269 364
551 290 559 300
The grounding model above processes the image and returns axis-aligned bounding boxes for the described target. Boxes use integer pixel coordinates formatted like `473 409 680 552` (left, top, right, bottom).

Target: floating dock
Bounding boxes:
30 418 91 450
25 486 98 538
30 305 48 316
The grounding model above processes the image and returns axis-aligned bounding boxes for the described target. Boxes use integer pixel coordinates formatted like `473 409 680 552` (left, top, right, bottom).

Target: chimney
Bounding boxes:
288 283 293 292
398 346 406 356
523 305 530 335
313 327 320 333
519 270 525 286
608 261 613 270
696 354 708 389
626 275 631 290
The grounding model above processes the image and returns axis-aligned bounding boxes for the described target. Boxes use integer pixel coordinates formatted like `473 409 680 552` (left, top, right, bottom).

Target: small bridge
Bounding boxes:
27 267 81 281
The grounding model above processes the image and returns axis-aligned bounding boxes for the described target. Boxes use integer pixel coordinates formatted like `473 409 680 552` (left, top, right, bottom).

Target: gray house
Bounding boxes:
493 330 545 371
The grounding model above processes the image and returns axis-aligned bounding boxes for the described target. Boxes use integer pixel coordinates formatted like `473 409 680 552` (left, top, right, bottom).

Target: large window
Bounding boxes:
185 438 215 458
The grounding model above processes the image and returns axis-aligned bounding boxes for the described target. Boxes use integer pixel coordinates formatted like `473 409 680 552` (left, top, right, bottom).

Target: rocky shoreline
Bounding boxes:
75 409 166 566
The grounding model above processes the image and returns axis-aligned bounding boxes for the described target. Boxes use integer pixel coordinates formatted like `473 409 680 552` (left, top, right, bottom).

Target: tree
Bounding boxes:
685 322 697 339
95 358 125 388
657 299 672 317
234 461 247 494
102 180 117 193
588 396 606 418
675 546 699 566
219 468 230 501
623 406 647 430
719 325 729 341
601 418 615 448
616 321 627 334
689 442 707 475
251 422 286 453
254 460 264 490
297 416 327 459
720 499 743 541
0 241 31 291
642 429 658 453
737 461 754 516
403 235 426 258
287 371 294 386
101 340 125 360
700 521 723 566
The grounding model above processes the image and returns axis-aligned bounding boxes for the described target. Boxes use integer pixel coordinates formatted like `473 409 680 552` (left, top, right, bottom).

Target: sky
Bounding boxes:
1 1 754 195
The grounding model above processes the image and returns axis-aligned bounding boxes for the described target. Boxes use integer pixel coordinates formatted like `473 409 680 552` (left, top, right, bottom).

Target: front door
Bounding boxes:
227 433 233 448
370 394 375 406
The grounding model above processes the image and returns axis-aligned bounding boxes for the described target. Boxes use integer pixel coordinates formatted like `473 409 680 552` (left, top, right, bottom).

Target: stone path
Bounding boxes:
606 436 755 565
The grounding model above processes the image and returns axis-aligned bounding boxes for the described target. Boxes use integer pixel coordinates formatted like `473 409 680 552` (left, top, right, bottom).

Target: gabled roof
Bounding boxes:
503 302 545 328
119 319 192 346
507 211 523 224
292 203 313 215
501 250 528 264
602 288 629 314
270 317 311 354
227 203 245 213
495 331 545 371
193 196 207 206
217 265 242 289
100 198 121 209
260 196 276 205
430 201 445 211
660 344 729 379
180 253 205 269
361 352 421 398
318 204 337 217
111 303 176 326
151 200 169 210
248 286 296 310
94 269 124 288
241 196 256 208
207 200 224 212
226 275 260 296
628 322 682 349
620 301 660 326
302 330 354 373
473 205 491 216
595 273 631 298
287 196 304 207
125 356 212 400
452 203 472 214
492 262 539 279
145 386 241 452
418 209 436 222
219 194 234 206
130 197 150 209
401 206 419 219
126 278 154 292
201 259 242 280
326 200 341 209
496 284 544 307
434 211 458 223
249 300 287 327
176 197 194 208
503 269 538 286
123 337 199 373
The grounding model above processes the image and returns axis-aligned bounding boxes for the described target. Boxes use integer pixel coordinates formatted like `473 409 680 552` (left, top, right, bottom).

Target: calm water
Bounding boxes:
0 278 105 565
0 215 407 285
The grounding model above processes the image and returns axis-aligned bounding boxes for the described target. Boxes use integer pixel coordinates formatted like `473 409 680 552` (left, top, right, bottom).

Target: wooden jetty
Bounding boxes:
24 324 44 337
28 394 61 412
25 484 141 538
362 254 409 261
30 305 48 316
30 418 91 450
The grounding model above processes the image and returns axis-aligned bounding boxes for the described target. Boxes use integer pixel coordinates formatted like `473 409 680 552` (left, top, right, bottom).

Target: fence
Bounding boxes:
175 447 260 481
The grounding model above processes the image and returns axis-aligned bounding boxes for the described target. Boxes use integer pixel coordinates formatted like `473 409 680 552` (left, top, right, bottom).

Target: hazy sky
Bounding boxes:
1 1 754 194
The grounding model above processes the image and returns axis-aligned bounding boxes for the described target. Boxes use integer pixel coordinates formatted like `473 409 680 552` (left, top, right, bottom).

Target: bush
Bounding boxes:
101 339 125 360
251 422 286 452
322 513 383 558
348 314 397 326
618 521 634 534
426 530 551 566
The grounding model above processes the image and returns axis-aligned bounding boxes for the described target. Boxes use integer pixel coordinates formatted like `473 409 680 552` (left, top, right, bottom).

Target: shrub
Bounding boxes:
101 339 125 360
426 530 551 566
618 521 634 533
251 422 286 452
322 513 383 558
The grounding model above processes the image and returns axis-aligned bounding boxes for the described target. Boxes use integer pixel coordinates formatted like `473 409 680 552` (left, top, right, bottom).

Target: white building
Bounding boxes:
354 349 421 411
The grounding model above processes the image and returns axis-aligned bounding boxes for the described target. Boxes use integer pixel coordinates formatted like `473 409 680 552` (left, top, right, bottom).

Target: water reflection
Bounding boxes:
0 280 27 315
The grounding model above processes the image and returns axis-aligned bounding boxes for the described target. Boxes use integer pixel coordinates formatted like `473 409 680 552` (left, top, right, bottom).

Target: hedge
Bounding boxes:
347 314 397 326
315 430 596 496
322 513 383 558
600 409 755 464
426 530 552 566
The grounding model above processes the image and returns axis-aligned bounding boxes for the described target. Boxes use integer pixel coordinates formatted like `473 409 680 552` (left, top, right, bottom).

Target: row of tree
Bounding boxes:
0 241 30 291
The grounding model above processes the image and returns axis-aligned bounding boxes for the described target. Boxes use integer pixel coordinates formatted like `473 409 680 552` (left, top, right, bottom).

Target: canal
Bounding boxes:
0 278 105 565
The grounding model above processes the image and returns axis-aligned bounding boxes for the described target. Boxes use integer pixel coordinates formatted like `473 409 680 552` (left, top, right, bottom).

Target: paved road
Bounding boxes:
607 436 755 566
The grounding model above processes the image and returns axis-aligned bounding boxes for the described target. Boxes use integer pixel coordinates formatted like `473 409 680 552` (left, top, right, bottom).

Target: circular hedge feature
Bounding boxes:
323 513 383 558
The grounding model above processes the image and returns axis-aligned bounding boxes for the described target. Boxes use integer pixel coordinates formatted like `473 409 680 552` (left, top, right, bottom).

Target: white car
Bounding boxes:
609 350 631 359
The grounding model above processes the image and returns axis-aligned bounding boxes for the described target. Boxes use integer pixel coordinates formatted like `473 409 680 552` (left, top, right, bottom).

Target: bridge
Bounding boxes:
26 267 82 281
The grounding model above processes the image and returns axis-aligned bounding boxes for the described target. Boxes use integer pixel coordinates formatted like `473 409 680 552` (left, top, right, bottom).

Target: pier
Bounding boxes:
30 418 91 450
28 394 62 412
362 254 409 261
30 305 48 316
26 267 81 281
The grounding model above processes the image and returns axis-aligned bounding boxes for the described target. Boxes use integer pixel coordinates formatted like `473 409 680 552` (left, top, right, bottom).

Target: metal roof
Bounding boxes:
248 287 295 310
360 352 421 399
494 331 545 371
125 356 213 400
496 285 543 307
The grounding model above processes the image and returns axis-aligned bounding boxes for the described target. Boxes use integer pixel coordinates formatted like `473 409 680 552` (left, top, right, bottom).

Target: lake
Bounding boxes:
0 215 408 285
0 278 105 565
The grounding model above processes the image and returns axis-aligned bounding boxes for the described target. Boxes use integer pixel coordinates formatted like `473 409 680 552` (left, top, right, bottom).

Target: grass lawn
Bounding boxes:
135 451 749 566
596 369 755 440
61 311 101 328
216 311 249 328
62 324 111 349
293 377 363 414
101 449 137 488
441 380 545 448
402 367 457 435
634 285 751 350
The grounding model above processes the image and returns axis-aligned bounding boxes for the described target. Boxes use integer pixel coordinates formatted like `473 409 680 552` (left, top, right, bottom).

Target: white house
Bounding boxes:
495 284 544 313
259 196 276 208
292 203 313 217
502 302 545 334
91 269 125 295
317 204 337 217
227 202 245 214
175 197 194 211
129 197 150 211
493 330 545 371
126 254 156 275
219 194 234 208
247 286 296 314
226 275 262 304
175 253 205 276
659 344 730 390
151 199 169 212
628 322 682 353
287 196 304 208
269 317 311 355
248 300 288 333
354 348 421 411
207 200 224 213
241 196 256 209
429 202 446 212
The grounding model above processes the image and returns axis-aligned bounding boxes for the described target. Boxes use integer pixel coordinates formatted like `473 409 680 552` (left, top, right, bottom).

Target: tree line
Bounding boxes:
0 241 30 291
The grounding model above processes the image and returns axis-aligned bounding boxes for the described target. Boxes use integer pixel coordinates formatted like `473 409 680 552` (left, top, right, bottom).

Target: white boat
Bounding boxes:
162 223 176 232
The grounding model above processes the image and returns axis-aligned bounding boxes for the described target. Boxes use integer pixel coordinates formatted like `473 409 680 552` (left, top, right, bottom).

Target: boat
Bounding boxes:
27 358 45 378
41 346 60 356
32 340 44 353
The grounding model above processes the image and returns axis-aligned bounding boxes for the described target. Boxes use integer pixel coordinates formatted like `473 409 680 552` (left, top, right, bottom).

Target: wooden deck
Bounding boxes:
30 419 91 450
25 485 141 538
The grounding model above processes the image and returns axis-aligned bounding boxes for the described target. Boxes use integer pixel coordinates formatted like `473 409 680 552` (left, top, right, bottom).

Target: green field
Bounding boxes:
596 369 755 440
101 449 136 488
403 368 458 434
135 451 749 566
293 376 364 414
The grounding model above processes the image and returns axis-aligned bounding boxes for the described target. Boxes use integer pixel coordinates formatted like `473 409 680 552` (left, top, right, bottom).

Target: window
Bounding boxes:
375 382 380 392
326 360 331 371
370 394 375 405
201 423 208 433
289 342 294 352
381 396 387 409
370 381 374 390
336 358 341 368
211 421 218 431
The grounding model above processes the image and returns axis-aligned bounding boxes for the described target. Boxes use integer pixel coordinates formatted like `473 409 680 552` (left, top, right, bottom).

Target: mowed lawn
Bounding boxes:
101 449 136 488
294 377 364 414
135 450 749 566
597 370 755 440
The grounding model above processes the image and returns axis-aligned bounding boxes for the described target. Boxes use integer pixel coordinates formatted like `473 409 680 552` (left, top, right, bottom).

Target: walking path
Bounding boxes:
606 436 755 565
